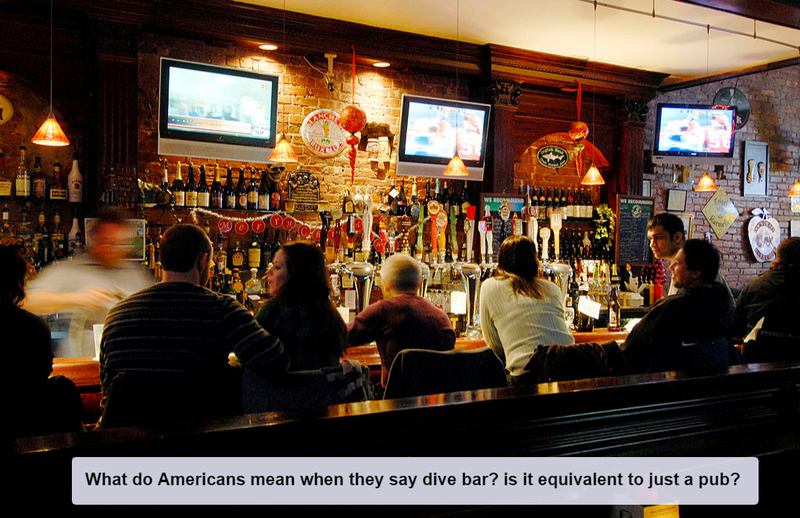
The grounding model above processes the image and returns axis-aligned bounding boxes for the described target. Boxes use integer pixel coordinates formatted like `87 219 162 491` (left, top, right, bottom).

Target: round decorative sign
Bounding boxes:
427 200 441 215
312 228 322 242
218 219 233 233
354 217 363 232
234 221 250 235
537 145 570 169
300 109 349 158
251 219 266 234
748 211 780 263
0 94 13 126
269 213 284 229
298 224 312 239
282 217 296 232
435 211 448 229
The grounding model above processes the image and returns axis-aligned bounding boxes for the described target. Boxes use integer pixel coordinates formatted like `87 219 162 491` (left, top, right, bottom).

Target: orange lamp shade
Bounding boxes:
31 114 70 147
788 180 800 197
443 154 469 177
695 173 718 192
580 162 605 185
269 134 298 163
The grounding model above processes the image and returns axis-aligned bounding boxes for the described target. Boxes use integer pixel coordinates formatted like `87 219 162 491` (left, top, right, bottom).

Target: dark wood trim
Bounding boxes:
677 0 800 31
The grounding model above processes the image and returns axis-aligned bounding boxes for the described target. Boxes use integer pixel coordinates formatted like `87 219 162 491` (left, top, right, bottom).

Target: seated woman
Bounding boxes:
347 253 456 388
256 241 346 371
1 241 82 438
479 235 574 383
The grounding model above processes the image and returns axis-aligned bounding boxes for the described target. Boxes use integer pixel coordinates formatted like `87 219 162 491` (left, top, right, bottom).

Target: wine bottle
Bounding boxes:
608 264 623 331
269 176 281 211
31 156 47 201
257 169 269 211
172 161 185 207
248 232 262 270
197 165 210 208
396 179 408 217
0 152 9 198
224 166 236 209
15 146 31 199
185 163 197 208
37 211 53 267
210 165 224 209
388 179 398 215
51 211 64 260
236 168 248 210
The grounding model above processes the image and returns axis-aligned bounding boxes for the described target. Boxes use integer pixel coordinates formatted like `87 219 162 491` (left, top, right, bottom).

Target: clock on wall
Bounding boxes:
0 93 13 126
713 87 750 129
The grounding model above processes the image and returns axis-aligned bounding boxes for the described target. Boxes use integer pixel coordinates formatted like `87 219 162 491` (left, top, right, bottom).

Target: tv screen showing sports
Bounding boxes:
158 58 279 163
654 104 736 159
396 94 491 181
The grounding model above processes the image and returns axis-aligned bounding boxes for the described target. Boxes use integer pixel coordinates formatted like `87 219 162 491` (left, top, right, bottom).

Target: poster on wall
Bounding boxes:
742 141 769 197
747 209 780 263
478 193 526 262
701 187 739 239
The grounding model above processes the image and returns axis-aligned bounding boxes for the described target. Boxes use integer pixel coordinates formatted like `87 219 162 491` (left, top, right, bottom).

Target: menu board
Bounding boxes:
616 195 655 266
479 193 526 257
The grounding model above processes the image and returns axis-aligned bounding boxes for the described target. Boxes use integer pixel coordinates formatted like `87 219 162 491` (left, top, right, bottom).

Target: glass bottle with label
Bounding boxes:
223 167 236 209
236 168 249 210
247 168 259 210
269 176 281 211
0 151 9 198
31 156 47 201
229 240 245 270
248 232 262 271
608 264 623 331
184 163 197 208
48 161 67 201
210 164 224 209
258 169 269 211
15 146 31 199
155 161 172 207
197 165 210 208
67 153 83 204
172 162 185 207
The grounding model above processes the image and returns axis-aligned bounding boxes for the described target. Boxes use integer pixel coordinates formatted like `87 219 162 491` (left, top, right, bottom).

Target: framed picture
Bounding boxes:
642 179 651 197
674 213 694 239
667 189 687 212
742 141 769 197
84 217 147 261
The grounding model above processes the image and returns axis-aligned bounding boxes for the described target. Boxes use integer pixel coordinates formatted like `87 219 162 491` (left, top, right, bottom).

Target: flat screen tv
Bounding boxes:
396 94 491 181
652 103 737 166
158 58 280 163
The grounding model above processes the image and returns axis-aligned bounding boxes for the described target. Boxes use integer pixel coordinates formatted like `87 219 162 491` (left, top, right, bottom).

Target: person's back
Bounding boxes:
347 254 455 386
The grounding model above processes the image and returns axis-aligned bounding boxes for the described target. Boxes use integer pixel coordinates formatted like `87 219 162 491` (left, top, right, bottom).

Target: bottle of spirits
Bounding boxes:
261 229 273 266
184 163 197 208
15 146 31 199
396 179 408 217
257 169 269 211
1 203 11 238
67 153 83 204
608 264 623 331
51 211 64 260
229 240 245 270
388 179 398 215
269 176 281 211
236 169 249 210
31 156 47 201
37 213 53 267
210 164 224 209
214 232 228 275
197 165 210 208
0 151 10 198
48 161 67 201
224 166 236 209
247 168 260 210
271 229 283 258
247 232 262 271
172 161 185 207
155 161 172 207
68 215 82 254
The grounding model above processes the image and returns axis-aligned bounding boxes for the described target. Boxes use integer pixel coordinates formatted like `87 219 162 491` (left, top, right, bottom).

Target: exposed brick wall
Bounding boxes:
136 33 464 206
645 66 800 290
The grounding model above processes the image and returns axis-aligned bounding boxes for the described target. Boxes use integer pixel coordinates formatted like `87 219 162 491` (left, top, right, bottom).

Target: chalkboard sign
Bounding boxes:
479 193 526 262
616 195 655 266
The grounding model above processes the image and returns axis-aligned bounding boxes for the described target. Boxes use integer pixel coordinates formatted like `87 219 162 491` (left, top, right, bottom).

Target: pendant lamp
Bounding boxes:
269 1 297 163
695 172 718 192
788 180 800 197
580 2 604 186
32 0 69 147
581 162 605 185
443 0 468 177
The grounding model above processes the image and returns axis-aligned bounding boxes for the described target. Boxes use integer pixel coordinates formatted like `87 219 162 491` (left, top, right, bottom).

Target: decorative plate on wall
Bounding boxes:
300 109 348 158
0 93 13 126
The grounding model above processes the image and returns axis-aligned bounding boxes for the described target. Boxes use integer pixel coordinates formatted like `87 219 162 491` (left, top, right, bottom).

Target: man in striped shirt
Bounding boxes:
99 224 287 424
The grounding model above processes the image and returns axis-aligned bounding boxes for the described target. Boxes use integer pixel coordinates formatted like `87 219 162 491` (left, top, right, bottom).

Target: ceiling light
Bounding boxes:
580 162 605 185
695 173 718 192
373 61 390 68
788 179 800 197
259 43 279 51
32 0 69 147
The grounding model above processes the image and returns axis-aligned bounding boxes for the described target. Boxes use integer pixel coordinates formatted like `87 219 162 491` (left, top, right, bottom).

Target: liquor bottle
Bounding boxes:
210 165 224 209
0 152 9 198
441 181 450 209
52 211 64 260
388 179 398 215
155 161 171 207
236 168 248 210
184 163 197 208
31 156 47 201
435 178 443 204
48 162 67 201
197 165 210 208
214 232 228 274
15 146 31 199
257 169 269 211
172 161 185 207
560 188 567 208
396 179 408 217
68 215 82 254
564 189 573 218
67 153 83 204
224 166 236 209
538 186 546 214
247 168 260 210
229 240 245 270
1 203 11 238
230 268 245 296
271 229 282 258
608 264 623 331
33 210 46 257
248 232 262 270
261 229 273 266
269 176 281 211
37 213 53 267
460 181 471 215
450 181 461 218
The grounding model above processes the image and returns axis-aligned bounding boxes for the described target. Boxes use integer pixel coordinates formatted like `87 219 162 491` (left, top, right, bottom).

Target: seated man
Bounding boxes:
621 239 736 374
735 237 800 362
647 213 732 300
346 254 456 387
99 224 287 425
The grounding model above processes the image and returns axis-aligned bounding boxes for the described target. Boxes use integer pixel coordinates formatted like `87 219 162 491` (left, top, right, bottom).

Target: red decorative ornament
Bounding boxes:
339 46 369 184
568 121 589 142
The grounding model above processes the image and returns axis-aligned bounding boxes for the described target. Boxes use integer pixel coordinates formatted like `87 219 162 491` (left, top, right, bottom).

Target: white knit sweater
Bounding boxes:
479 277 574 376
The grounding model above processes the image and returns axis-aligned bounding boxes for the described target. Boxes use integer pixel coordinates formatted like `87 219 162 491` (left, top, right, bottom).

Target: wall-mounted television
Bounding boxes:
158 58 280 163
652 103 737 166
396 94 491 181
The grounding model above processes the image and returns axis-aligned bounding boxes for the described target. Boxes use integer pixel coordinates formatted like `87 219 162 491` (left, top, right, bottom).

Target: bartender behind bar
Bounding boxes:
24 208 153 358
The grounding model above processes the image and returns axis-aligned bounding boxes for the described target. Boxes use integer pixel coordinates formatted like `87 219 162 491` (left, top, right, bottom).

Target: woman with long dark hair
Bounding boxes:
256 241 346 370
479 235 573 382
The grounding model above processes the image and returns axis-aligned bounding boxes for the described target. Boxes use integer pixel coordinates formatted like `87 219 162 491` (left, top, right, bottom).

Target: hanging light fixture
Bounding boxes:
269 0 297 163
32 0 69 147
443 0 468 177
695 172 718 192
788 179 800 197
581 0 604 186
